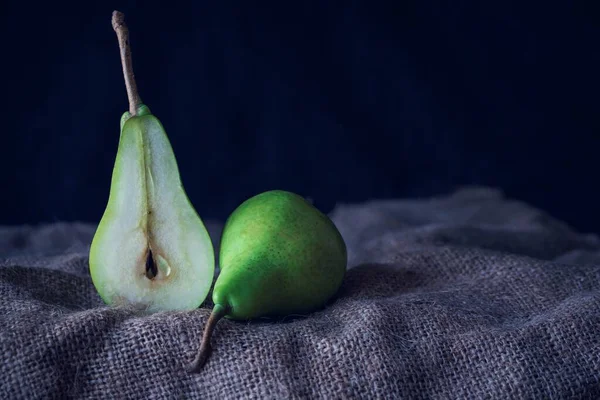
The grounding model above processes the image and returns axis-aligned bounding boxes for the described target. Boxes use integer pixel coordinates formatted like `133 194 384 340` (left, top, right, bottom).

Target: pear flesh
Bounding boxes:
89 105 214 313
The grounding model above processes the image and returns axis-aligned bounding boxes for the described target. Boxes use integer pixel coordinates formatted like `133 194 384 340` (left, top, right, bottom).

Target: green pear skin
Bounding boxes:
188 190 347 372
89 105 215 313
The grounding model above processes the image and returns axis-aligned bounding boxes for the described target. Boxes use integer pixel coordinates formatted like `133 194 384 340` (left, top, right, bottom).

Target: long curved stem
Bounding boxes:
112 10 142 115
187 304 229 373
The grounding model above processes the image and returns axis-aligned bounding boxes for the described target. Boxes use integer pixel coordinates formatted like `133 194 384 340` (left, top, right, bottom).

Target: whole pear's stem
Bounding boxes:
112 10 142 115
187 304 228 373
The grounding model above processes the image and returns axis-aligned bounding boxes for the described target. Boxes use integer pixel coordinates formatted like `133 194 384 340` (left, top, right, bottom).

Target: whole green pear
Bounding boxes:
188 190 347 372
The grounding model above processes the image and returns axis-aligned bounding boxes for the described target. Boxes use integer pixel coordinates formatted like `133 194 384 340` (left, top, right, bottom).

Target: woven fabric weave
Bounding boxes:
1 187 599 399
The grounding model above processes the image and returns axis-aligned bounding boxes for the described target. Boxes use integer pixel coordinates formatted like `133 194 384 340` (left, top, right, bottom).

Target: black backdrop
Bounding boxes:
1 2 598 233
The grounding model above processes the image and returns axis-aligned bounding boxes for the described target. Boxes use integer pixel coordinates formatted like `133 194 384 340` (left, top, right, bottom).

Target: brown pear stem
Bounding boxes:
187 304 228 373
112 10 142 115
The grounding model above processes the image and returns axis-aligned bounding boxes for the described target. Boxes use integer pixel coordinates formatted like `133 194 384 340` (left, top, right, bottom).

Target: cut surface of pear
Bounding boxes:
89 105 214 313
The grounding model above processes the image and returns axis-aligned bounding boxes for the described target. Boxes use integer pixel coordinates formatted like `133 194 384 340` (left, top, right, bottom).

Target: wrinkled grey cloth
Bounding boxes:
1 187 599 399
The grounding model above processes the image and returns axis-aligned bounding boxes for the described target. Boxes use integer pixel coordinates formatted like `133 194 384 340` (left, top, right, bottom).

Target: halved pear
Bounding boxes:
89 105 214 313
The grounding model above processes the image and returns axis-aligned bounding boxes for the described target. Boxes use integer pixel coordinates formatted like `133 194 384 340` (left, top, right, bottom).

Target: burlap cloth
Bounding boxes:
1 187 599 399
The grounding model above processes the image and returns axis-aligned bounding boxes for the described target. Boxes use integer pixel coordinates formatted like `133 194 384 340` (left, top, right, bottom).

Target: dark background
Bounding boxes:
1 2 598 233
